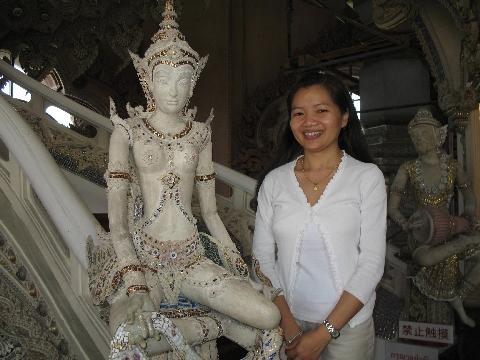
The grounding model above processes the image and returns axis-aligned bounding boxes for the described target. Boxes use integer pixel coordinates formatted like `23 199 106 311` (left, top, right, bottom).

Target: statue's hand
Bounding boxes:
220 247 249 278
126 293 161 348
406 216 426 231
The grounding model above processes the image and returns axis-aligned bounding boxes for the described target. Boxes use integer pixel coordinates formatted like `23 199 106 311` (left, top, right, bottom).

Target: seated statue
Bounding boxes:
87 1 282 358
388 108 480 327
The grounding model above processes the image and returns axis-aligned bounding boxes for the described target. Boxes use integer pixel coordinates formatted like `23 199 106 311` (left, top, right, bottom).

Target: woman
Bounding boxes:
252 72 387 360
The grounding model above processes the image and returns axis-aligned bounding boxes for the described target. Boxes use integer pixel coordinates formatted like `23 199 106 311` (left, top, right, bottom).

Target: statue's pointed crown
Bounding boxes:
144 0 200 72
130 0 208 112
408 108 441 130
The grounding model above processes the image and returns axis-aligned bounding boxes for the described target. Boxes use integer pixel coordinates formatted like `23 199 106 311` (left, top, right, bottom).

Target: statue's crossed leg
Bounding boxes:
180 258 281 330
109 259 283 359
109 311 283 359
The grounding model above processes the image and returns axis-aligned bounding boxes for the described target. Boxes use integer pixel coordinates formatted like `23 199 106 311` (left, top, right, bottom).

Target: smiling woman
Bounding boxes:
253 72 387 360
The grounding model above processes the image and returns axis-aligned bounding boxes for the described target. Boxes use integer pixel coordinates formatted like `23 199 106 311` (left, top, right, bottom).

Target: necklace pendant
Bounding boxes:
313 185 319 191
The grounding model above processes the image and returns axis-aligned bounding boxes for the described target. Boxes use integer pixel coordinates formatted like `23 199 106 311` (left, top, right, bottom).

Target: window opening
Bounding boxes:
45 105 74 127
1 54 31 102
351 92 361 119
42 69 73 127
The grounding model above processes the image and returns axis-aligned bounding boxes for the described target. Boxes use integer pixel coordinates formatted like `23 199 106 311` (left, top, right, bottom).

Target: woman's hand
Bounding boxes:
286 328 330 360
281 317 302 349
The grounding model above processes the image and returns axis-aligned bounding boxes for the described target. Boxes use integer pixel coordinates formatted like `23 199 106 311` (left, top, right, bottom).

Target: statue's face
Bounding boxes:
152 64 193 115
409 124 437 155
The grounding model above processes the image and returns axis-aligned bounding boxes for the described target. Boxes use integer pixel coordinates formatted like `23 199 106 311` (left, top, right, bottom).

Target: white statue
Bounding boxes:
388 109 480 327
87 2 282 358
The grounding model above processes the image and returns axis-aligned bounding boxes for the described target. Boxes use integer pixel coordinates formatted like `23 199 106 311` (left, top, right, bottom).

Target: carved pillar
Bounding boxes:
464 105 480 307
447 108 470 211
466 105 480 219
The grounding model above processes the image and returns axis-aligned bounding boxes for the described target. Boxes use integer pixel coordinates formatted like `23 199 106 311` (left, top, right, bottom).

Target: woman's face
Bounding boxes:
152 64 193 115
290 84 348 154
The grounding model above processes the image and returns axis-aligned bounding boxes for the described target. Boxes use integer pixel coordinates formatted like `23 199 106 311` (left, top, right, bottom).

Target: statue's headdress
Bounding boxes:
408 108 447 148
408 109 442 129
130 0 208 112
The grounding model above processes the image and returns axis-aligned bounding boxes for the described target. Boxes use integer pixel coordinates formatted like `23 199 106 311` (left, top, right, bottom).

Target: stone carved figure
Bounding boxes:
388 109 480 327
87 2 282 359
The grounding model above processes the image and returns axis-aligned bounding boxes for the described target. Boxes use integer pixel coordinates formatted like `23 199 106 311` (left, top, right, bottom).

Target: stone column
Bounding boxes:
466 106 480 219
447 108 471 212
464 105 480 307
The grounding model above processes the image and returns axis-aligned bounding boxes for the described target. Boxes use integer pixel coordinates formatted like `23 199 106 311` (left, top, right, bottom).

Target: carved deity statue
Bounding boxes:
87 2 282 359
388 108 480 327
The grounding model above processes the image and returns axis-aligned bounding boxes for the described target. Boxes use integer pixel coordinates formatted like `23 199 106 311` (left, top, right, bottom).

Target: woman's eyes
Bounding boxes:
291 109 326 117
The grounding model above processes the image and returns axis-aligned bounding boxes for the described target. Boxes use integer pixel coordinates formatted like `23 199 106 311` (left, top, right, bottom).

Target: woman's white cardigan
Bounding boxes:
252 153 387 327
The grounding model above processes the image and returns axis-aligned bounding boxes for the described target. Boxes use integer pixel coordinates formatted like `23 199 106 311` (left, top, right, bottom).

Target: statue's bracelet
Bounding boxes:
126 284 149 297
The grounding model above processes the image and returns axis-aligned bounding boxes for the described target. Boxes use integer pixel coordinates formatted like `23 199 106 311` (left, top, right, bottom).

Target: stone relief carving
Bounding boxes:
0 0 181 85
9 102 108 186
0 232 75 359
233 73 297 178
408 2 479 126
372 0 416 30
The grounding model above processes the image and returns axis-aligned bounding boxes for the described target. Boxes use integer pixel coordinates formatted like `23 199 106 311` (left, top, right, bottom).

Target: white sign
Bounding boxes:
398 321 454 344
386 341 444 360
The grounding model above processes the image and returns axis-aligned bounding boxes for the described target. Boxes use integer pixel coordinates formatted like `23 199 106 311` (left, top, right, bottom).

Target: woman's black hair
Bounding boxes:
255 71 373 198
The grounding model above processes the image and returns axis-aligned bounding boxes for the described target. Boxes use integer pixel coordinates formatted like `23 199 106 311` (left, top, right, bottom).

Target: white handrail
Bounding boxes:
0 95 96 268
0 60 113 131
214 162 256 194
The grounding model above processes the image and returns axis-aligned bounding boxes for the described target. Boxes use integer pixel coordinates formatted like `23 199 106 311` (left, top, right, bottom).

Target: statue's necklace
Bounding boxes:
414 152 449 194
142 118 192 190
300 156 339 191
143 118 192 140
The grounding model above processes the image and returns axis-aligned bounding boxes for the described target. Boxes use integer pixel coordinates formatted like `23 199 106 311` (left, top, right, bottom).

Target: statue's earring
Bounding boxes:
436 125 448 153
182 100 190 118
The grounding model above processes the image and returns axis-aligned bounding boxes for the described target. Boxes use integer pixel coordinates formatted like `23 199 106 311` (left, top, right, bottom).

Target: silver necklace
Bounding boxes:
414 152 449 194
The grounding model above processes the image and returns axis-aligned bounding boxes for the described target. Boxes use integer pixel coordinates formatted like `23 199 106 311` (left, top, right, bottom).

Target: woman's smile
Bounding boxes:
303 130 323 140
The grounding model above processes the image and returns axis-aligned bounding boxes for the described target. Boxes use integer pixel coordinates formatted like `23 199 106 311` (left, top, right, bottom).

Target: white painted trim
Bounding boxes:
0 95 95 268
214 162 256 194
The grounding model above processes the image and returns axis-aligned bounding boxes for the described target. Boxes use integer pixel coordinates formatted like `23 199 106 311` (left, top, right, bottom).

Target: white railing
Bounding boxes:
0 94 97 268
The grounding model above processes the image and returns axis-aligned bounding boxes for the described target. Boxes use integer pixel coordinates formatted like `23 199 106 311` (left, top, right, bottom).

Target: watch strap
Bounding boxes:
322 319 340 339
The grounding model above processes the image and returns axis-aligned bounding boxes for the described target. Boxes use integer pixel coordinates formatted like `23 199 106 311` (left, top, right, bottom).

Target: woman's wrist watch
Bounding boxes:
322 320 340 339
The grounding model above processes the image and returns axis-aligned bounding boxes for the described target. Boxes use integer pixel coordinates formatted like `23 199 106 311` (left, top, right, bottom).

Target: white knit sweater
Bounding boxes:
252 152 387 327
